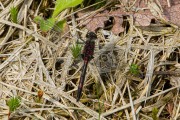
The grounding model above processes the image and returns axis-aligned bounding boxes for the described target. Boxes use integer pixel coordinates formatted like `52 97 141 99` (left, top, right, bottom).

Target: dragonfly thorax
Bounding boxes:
82 32 97 62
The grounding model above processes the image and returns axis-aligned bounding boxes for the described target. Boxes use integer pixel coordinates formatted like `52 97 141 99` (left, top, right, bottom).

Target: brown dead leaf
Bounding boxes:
78 8 155 34
78 11 109 32
78 10 126 35
134 10 155 26
159 0 180 7
77 0 180 35
110 9 126 35
111 17 124 35
153 0 180 26
166 103 174 117
163 4 180 26
121 0 148 8
78 2 156 35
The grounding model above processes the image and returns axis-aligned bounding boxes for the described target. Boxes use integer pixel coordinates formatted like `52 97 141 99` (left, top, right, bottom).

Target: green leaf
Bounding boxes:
7 96 21 112
129 64 140 75
10 6 18 23
53 19 66 32
34 16 66 32
52 0 83 18
34 16 56 32
40 18 55 32
34 16 43 23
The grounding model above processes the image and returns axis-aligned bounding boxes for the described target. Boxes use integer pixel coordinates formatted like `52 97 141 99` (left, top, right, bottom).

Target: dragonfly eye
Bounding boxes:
86 32 97 39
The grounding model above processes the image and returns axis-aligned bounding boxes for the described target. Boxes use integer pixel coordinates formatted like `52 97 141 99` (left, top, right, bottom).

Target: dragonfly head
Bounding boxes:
86 32 97 40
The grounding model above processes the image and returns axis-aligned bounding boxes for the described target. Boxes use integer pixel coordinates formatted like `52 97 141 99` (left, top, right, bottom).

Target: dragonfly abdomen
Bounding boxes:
77 61 88 102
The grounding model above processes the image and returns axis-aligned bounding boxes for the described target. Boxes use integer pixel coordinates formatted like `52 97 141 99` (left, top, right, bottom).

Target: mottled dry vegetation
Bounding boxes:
0 0 180 120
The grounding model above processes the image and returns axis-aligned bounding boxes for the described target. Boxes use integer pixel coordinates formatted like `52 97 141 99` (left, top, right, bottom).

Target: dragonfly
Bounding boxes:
34 19 115 101
76 32 97 102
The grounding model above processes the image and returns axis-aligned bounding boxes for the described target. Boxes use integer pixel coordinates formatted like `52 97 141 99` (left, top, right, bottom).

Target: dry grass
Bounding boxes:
0 0 180 120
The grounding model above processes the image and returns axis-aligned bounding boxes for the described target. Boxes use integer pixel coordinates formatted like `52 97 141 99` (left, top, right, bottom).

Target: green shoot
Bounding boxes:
34 16 66 32
52 0 83 18
151 107 159 120
34 0 83 32
70 44 82 59
10 6 18 23
7 96 21 112
98 99 101 120
97 98 105 120
129 63 140 75
34 16 55 32
39 18 55 32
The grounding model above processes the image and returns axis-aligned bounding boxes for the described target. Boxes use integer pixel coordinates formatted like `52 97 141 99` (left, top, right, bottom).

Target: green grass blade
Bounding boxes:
129 64 140 75
10 6 18 23
70 44 82 59
7 96 21 112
